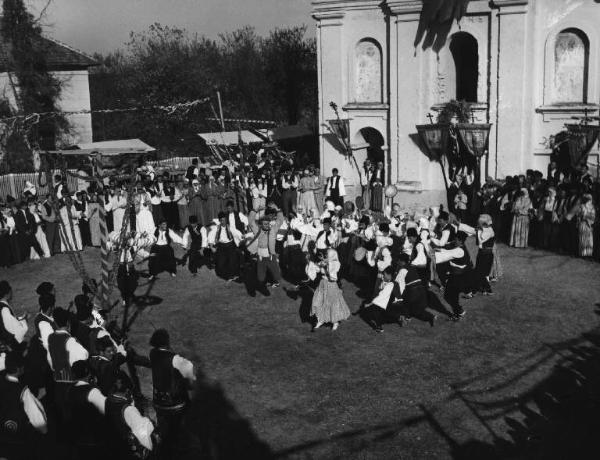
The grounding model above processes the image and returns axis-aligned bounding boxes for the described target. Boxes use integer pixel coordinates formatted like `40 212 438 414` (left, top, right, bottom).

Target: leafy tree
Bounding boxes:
0 0 67 172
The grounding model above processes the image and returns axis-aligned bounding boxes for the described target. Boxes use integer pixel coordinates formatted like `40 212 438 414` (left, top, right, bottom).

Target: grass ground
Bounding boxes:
2 243 600 459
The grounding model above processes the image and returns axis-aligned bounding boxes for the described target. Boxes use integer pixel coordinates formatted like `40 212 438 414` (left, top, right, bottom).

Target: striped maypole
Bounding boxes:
98 194 111 309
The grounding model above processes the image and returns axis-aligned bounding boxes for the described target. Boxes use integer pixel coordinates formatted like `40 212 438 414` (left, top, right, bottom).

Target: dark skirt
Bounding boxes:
149 244 177 275
285 245 307 282
475 249 494 278
215 242 239 280
0 234 11 267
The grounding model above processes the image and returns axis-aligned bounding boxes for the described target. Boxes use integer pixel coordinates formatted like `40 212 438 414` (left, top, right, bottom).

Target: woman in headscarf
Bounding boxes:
297 169 318 213
577 193 596 258
308 248 351 331
510 188 532 248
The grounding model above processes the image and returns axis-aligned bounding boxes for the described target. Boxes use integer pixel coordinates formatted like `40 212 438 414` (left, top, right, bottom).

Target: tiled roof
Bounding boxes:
0 26 97 71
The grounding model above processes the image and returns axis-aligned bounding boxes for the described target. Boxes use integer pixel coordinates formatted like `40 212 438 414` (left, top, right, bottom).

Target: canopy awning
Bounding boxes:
75 139 155 153
255 125 312 142
197 130 263 146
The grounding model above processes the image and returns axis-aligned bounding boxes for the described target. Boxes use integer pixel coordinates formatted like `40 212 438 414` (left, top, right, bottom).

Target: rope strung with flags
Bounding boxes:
205 116 278 126
0 98 211 124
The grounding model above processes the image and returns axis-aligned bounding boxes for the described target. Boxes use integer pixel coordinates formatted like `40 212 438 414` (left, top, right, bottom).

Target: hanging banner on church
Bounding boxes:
565 123 600 168
416 124 450 162
456 123 491 158
329 118 351 149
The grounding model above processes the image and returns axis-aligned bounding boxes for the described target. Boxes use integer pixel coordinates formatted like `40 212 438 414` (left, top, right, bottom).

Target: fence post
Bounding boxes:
8 173 16 198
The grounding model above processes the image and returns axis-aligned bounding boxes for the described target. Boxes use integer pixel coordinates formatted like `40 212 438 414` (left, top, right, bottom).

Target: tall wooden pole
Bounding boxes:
217 91 225 131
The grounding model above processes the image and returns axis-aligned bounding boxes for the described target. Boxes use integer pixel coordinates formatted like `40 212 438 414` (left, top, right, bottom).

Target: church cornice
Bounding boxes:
384 0 423 15
491 0 529 6
312 0 383 14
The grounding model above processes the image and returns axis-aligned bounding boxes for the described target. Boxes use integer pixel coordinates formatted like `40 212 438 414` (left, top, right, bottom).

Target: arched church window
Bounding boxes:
355 39 382 103
553 29 589 104
450 32 479 103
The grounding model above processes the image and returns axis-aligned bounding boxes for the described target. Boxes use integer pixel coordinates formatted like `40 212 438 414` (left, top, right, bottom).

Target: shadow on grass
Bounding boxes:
273 317 600 459
178 374 275 460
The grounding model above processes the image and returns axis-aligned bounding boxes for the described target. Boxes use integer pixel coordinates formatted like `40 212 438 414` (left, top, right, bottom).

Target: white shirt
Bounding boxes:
153 229 184 246
434 247 465 265
411 242 428 267
37 313 55 350
371 281 394 310
281 175 299 190
0 301 28 344
315 230 337 250
123 403 155 450
172 354 196 385
6 376 47 434
227 212 249 231
325 176 345 197
367 247 392 272
395 268 408 296
208 225 242 246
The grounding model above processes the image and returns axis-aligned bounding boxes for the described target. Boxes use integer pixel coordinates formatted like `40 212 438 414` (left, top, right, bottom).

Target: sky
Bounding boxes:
27 0 314 55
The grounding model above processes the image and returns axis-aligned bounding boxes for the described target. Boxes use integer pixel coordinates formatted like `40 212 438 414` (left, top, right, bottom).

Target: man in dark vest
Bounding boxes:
24 294 57 397
65 360 107 460
104 374 156 458
0 351 48 459
208 212 242 281
324 168 345 207
47 307 89 417
0 281 28 352
439 231 473 320
182 215 208 276
149 329 195 458
14 199 44 261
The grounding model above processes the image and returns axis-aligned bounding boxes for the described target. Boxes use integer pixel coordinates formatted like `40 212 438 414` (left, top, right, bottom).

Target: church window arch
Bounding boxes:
551 28 589 104
355 39 382 103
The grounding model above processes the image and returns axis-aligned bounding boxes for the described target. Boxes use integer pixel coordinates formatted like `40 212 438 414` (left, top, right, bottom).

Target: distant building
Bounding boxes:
0 26 97 150
313 0 600 207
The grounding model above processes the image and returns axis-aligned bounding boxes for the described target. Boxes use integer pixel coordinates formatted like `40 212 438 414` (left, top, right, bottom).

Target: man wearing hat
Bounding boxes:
246 209 285 291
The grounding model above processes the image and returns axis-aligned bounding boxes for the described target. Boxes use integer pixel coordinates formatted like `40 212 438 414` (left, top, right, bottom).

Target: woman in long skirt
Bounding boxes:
310 249 351 331
578 194 596 258
510 188 531 248
29 202 50 259
177 184 189 233
135 189 156 236
87 193 102 247
297 170 318 213
312 169 325 214
473 214 494 294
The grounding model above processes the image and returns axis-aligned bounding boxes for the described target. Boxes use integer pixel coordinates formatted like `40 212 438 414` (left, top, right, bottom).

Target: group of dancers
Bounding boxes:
0 279 196 459
122 171 501 333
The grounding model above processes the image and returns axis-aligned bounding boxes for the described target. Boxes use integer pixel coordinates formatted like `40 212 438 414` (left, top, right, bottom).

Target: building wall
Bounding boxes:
53 70 94 146
0 69 93 148
313 0 600 210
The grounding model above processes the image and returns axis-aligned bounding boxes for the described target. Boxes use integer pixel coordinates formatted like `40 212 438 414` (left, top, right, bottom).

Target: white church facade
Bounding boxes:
313 0 600 208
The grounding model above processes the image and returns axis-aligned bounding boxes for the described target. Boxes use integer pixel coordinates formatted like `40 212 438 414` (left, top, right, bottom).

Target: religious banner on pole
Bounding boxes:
456 123 492 158
565 124 600 168
416 123 450 162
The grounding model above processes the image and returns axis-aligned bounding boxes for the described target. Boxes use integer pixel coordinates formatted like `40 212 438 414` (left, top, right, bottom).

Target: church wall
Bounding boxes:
528 0 600 176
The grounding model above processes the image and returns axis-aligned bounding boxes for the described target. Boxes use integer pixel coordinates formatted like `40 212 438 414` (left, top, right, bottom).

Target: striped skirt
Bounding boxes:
311 279 351 324
510 215 530 248
579 221 594 257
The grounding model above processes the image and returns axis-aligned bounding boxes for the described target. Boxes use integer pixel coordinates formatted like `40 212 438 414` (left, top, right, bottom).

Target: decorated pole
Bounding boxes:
93 152 112 309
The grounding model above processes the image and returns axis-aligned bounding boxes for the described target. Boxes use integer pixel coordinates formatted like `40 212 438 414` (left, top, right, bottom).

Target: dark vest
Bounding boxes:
187 225 204 249
317 230 332 248
154 228 172 245
477 234 495 250
185 165 197 182
105 397 135 445
229 212 245 233
48 332 73 382
449 247 472 274
66 383 105 444
0 377 28 442
150 348 188 409
405 266 422 287
329 176 340 193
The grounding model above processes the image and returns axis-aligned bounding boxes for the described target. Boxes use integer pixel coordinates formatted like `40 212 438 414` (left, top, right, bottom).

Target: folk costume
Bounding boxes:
149 225 183 278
